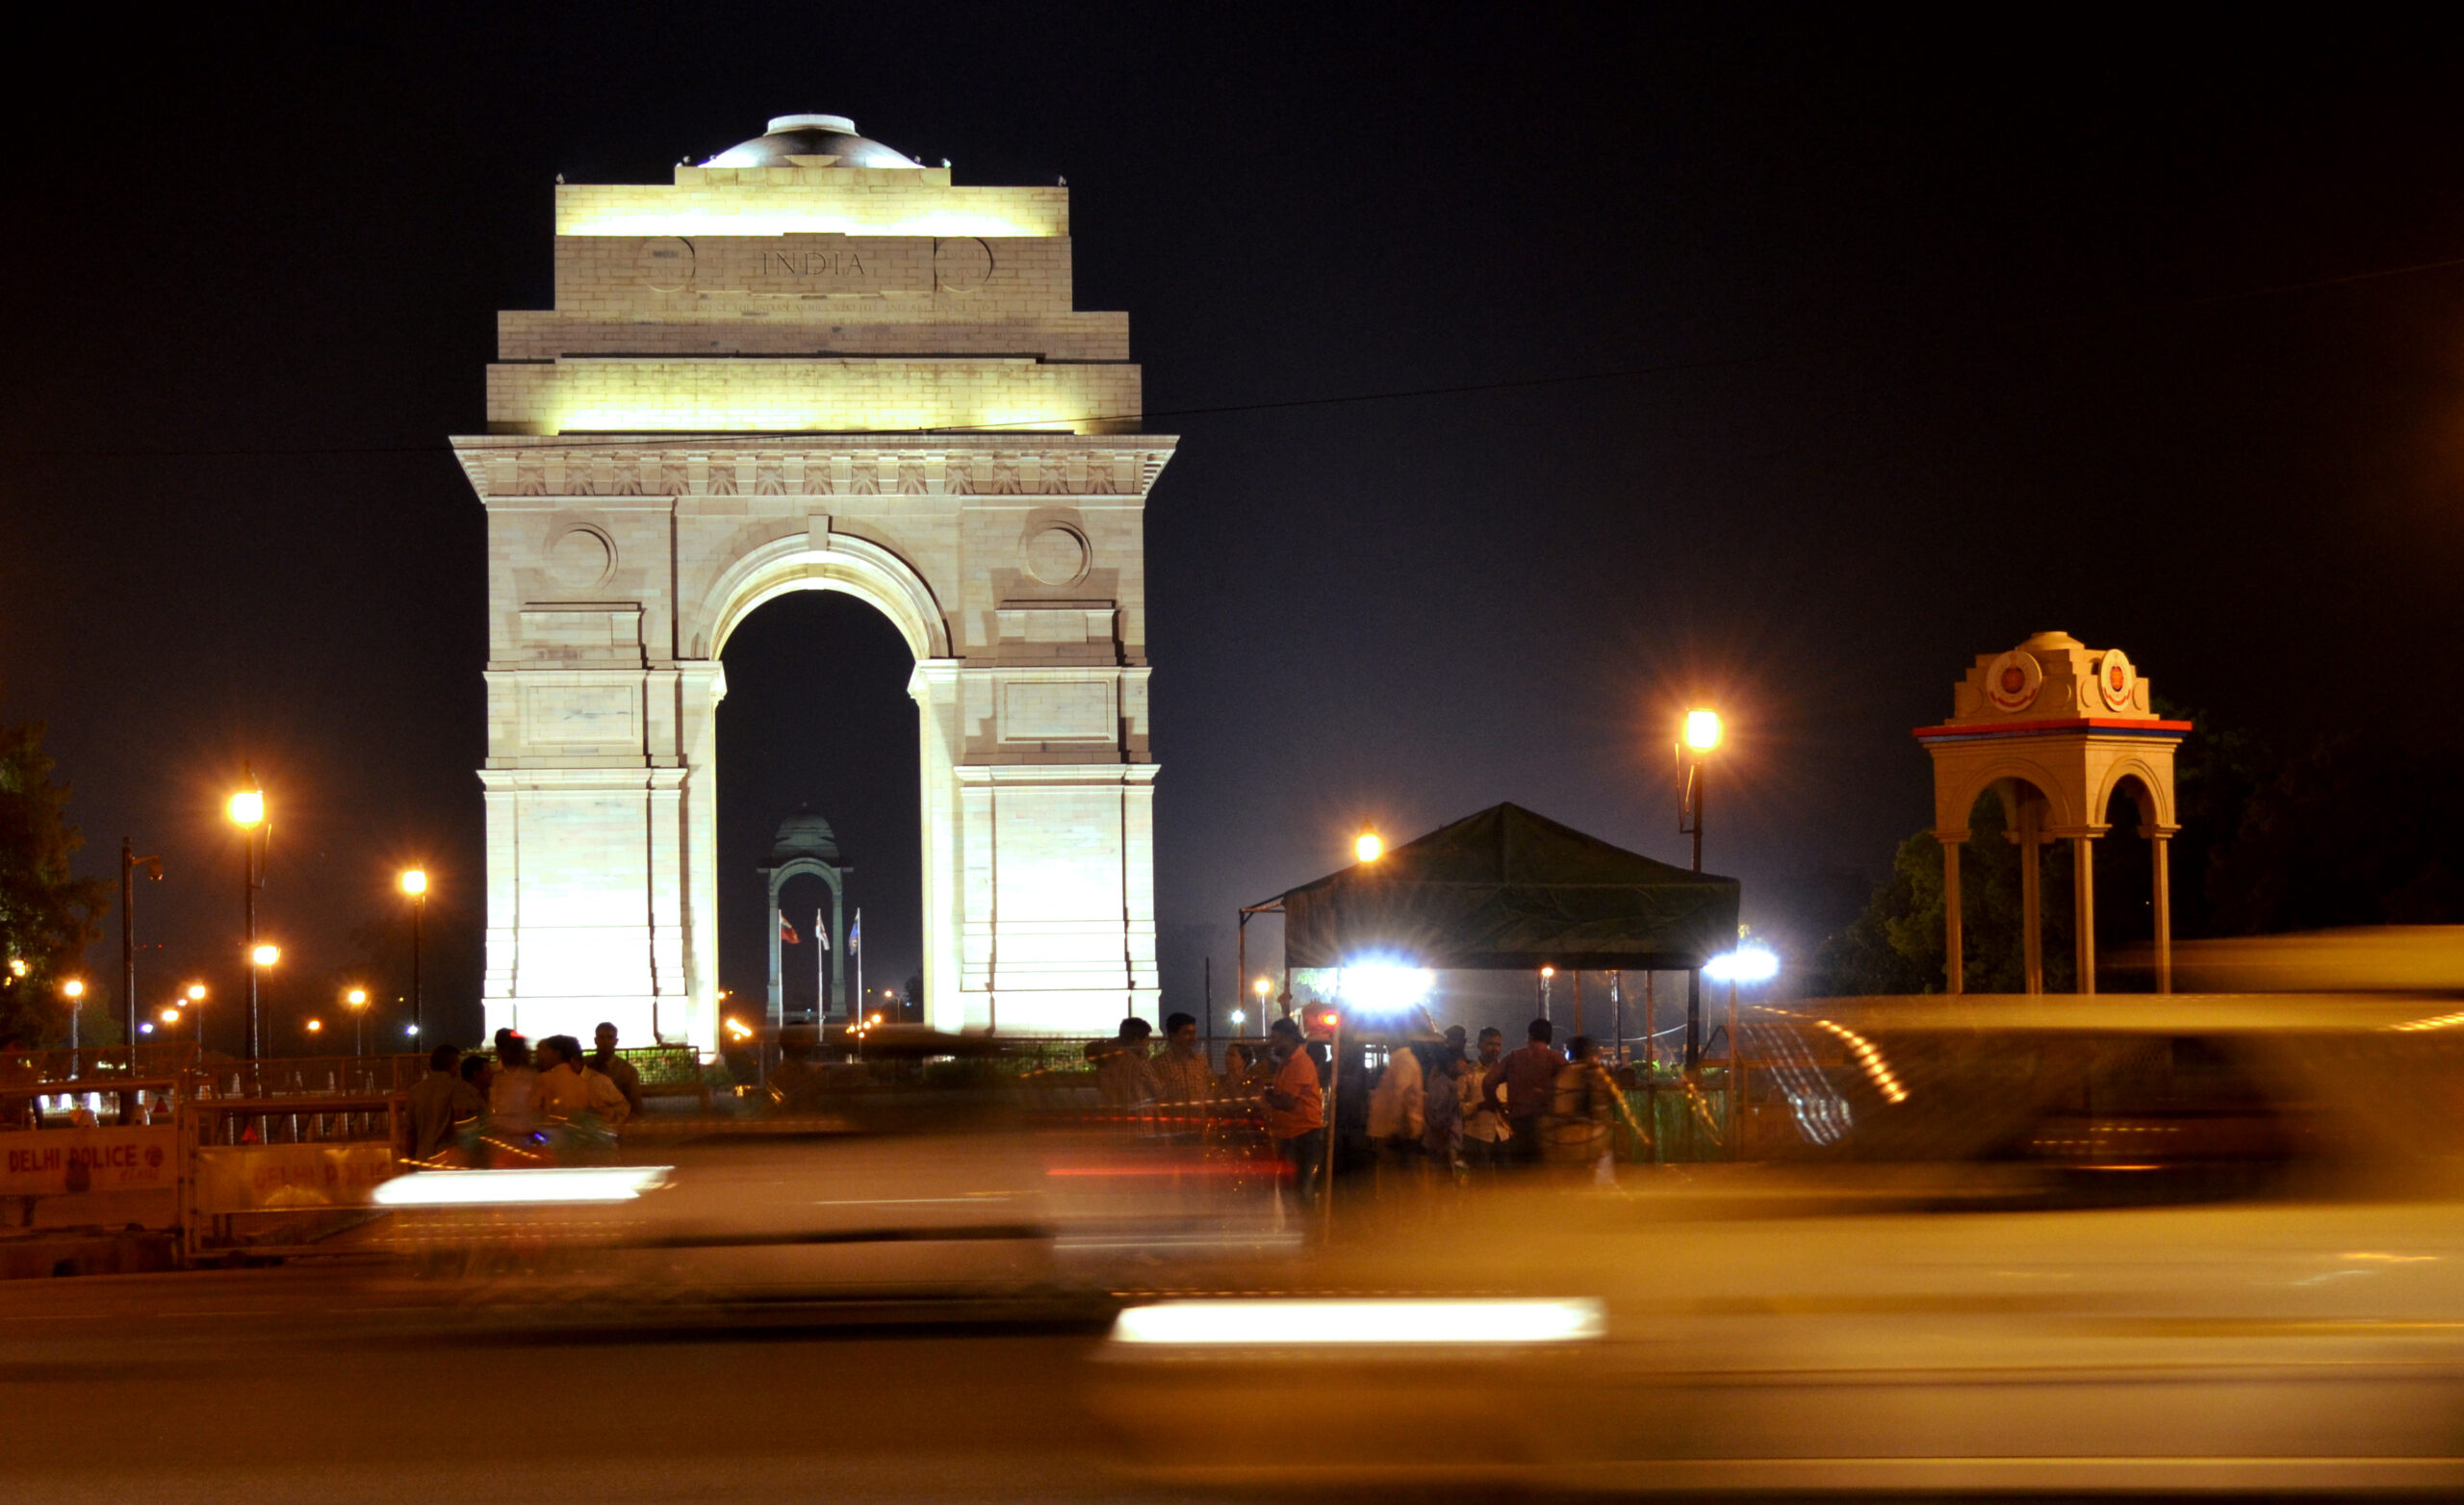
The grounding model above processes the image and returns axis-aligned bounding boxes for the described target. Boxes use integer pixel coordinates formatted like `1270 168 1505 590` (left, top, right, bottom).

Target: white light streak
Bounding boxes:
372 1166 671 1208
1109 1298 1603 1347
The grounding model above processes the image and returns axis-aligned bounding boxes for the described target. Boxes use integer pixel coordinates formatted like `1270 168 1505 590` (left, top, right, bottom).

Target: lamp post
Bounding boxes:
1679 708 1722 1072
183 983 206 1065
120 838 162 1064
250 945 278 1059
1251 977 1270 1032
399 869 428 1045
227 783 268 1059
1537 964 1554 1021
60 979 85 1065
346 987 368 1058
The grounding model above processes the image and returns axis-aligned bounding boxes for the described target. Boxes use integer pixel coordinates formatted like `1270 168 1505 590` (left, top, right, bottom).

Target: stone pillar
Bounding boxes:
764 873 786 1030
1941 837 1964 995
2071 834 2098 996
2151 831 2173 995
2017 800 2043 995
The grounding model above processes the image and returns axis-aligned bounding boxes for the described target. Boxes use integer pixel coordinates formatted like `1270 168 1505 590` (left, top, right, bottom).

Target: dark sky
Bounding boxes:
6 8 2464 1046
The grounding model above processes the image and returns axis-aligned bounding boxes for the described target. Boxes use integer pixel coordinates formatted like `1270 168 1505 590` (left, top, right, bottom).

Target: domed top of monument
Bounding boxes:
701 114 923 170
768 806 844 865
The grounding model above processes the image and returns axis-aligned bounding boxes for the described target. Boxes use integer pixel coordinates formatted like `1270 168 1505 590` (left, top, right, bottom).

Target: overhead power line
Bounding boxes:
8 251 2464 458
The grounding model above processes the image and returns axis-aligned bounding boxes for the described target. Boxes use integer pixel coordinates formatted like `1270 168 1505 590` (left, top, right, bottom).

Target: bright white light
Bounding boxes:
372 1165 672 1208
1229 1008 1246 1028
1335 962 1434 1015
1705 945 1780 984
138 1023 154 1035
404 1024 419 1035
1111 1298 1604 1347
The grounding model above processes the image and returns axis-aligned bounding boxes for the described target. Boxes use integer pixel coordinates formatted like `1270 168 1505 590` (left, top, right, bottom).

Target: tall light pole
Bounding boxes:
60 979 85 1065
228 784 268 1059
184 983 206 1065
1679 708 1722 1072
399 869 428 1046
120 839 161 1062
250 945 279 1059
346 987 369 1058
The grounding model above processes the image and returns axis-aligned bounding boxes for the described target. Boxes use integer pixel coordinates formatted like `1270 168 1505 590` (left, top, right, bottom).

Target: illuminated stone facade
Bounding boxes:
450 116 1172 1050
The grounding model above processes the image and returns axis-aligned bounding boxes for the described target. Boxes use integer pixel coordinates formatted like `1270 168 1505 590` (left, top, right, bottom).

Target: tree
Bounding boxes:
1812 792 2075 996
0 719 108 1044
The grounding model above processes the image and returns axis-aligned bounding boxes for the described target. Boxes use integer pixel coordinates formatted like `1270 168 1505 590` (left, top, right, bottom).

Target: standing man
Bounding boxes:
404 1044 483 1163
1462 1027 1511 1170
591 1021 646 1119
1482 1018 1564 1169
1154 1011 1213 1116
1264 1016 1326 1209
1090 1017 1163 1110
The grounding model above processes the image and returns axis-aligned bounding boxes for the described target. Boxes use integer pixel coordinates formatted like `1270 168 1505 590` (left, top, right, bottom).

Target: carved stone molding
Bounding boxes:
454 437 1175 502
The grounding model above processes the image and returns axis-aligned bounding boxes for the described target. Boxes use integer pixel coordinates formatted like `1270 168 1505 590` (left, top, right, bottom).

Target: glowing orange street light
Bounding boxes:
229 778 270 1058
1355 828 1384 863
345 986 370 1057
1675 708 1726 1071
304 1019 322 1034
251 944 280 967
400 869 429 1043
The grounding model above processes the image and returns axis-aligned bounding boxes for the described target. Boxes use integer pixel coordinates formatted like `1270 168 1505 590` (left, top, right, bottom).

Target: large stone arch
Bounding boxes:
453 119 1180 1054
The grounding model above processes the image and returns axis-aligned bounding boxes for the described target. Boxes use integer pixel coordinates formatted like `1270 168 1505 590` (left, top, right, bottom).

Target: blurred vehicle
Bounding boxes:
1091 995 2464 1493
372 1028 1291 1310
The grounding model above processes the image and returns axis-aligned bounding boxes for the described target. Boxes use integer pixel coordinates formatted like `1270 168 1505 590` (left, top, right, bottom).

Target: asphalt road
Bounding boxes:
0 1266 1158 1504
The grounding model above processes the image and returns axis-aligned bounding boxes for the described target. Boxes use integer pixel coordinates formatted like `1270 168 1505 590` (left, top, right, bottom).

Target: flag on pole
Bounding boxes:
850 912 861 953
781 915 800 945
816 920 830 952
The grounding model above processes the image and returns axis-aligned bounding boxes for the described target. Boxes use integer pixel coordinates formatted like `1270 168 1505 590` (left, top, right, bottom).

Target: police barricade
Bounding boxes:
177 1094 404 1262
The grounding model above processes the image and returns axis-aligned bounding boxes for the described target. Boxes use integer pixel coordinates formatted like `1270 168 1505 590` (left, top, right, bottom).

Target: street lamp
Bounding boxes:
1354 827 1384 863
60 979 85 1060
228 780 269 1059
1703 939 1780 1155
400 869 428 1044
250 946 278 1058
1538 963 1554 1019
345 987 369 1058
1677 708 1724 1071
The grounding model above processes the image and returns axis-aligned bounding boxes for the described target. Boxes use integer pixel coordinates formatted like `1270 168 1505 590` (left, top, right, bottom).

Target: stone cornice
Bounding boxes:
448 432 1177 501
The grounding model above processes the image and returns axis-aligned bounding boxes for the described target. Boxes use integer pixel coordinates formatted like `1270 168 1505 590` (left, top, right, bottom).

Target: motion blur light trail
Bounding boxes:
1109 1298 1603 1346
371 1165 672 1207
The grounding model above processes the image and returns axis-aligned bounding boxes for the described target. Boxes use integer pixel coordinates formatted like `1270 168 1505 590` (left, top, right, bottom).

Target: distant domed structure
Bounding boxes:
701 114 923 170
769 806 843 865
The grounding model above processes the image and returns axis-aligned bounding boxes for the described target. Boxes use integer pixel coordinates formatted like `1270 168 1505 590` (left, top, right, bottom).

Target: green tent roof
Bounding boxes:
1267 803 1741 971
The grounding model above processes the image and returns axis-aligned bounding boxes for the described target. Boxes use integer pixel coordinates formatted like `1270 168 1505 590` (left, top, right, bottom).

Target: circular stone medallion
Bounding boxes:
1023 524 1090 586
2096 648 2138 711
1984 650 2043 713
548 526 614 592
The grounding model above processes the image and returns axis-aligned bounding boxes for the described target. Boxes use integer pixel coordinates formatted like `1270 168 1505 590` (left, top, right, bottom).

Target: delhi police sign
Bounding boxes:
0 1129 175 1195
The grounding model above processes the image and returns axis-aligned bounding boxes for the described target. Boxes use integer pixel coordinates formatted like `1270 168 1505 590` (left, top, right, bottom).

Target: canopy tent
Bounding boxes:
1257 803 1742 972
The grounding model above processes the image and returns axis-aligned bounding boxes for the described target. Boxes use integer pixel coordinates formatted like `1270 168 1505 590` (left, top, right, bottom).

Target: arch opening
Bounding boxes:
716 590 919 1034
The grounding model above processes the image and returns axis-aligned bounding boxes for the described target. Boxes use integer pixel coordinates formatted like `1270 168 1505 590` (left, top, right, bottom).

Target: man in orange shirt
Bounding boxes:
1263 1016 1326 1208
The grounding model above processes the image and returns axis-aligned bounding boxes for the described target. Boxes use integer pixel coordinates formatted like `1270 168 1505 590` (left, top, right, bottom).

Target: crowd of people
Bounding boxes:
1083 1010 1648 1205
403 1021 646 1164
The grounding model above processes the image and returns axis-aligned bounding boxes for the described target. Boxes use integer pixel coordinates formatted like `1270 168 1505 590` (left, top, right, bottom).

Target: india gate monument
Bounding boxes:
449 115 1171 1053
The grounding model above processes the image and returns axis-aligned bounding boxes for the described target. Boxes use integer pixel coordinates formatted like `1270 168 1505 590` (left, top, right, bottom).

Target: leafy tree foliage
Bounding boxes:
1811 793 2073 995
0 720 107 1044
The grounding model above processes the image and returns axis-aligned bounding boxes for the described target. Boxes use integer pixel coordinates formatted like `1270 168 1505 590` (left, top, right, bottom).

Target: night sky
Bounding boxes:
5 10 2462 1048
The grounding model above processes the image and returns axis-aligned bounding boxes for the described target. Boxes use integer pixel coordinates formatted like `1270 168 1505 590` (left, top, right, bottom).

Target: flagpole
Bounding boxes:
815 907 824 1029
855 906 863 1033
